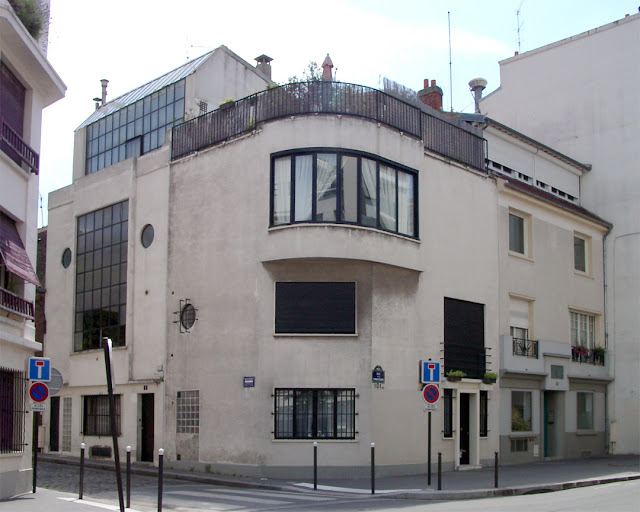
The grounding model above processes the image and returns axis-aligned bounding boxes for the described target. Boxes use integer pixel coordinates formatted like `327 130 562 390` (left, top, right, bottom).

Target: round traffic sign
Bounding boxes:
422 384 440 404
30 382 49 402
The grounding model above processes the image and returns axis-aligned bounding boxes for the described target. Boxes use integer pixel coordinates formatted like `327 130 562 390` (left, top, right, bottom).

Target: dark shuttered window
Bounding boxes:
444 298 486 379
275 282 356 334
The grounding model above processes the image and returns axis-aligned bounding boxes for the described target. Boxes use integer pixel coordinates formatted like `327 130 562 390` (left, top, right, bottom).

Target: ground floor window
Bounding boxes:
480 391 488 437
176 390 200 433
511 438 528 452
0 368 27 453
577 392 593 430
511 391 532 432
443 389 453 437
274 388 355 439
83 394 121 436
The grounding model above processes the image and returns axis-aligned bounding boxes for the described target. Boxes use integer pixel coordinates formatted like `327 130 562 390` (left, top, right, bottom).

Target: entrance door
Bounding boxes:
460 393 470 465
50 396 60 451
140 394 154 462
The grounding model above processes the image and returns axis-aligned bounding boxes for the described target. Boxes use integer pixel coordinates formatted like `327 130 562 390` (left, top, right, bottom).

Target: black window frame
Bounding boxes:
480 390 488 437
82 394 121 436
74 201 128 351
443 388 453 438
274 388 356 440
275 281 356 335
270 149 419 239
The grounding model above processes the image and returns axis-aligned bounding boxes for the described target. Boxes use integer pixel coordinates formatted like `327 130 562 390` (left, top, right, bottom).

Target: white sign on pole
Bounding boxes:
424 404 438 412
30 402 46 412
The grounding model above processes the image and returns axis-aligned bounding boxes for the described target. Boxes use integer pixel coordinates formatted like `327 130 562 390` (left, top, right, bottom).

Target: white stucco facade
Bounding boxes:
482 12 640 455
0 0 65 499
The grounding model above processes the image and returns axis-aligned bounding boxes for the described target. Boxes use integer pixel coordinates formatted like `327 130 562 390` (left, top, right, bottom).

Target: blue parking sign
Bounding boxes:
420 361 440 383
29 357 51 382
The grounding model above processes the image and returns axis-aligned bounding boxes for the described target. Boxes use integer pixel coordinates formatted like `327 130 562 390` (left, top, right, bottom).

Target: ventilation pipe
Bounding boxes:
100 79 109 105
468 77 487 114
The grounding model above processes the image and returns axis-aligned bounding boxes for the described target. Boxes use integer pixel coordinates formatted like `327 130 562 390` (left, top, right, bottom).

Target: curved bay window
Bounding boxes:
271 150 418 238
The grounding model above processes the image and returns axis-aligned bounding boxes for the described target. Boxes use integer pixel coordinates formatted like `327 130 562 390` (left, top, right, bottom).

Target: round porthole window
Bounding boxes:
180 303 197 330
61 248 72 269
141 224 154 248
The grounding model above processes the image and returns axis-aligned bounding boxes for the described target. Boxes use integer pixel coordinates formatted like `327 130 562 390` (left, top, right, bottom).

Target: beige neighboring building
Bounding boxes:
0 0 65 499
483 119 610 463
481 12 640 455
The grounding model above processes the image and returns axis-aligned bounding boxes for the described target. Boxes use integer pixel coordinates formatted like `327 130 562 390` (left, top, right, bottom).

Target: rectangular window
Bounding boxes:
274 388 355 439
511 438 528 452
509 212 526 254
83 395 121 436
176 390 200 434
571 311 596 349
443 389 453 437
551 365 564 379
574 236 586 272
275 282 356 334
444 298 486 379
0 368 27 454
577 392 593 430
74 201 128 351
62 397 72 451
271 151 417 238
480 390 488 437
511 391 532 432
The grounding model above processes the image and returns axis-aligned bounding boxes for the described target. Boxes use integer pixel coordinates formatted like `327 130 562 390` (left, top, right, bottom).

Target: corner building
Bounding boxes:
44 48 607 476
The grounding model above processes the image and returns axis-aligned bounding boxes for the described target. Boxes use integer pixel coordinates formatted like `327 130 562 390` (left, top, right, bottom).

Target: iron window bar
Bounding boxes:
512 337 539 359
0 368 28 454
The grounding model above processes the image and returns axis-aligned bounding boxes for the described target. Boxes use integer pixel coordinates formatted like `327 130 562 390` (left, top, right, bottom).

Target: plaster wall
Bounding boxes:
482 13 639 453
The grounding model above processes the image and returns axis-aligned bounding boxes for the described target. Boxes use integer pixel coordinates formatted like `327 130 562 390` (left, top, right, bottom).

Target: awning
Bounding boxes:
0 214 40 287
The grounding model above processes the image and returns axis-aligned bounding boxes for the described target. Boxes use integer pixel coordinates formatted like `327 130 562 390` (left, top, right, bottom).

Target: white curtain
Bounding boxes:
361 159 377 226
295 155 312 221
316 154 337 221
341 156 358 222
398 171 414 236
379 165 396 230
273 157 291 225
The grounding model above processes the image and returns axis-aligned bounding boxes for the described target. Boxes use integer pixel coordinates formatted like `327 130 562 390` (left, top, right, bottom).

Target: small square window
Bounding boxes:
551 365 564 379
574 234 590 273
509 212 529 255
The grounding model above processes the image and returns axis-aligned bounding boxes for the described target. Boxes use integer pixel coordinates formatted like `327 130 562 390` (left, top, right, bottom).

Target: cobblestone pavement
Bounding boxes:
36 459 165 500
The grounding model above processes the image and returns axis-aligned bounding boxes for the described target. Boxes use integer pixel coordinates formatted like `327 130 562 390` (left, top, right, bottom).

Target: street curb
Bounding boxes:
387 475 640 501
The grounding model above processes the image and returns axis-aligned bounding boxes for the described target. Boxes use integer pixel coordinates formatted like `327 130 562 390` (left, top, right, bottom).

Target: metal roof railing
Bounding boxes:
171 81 485 170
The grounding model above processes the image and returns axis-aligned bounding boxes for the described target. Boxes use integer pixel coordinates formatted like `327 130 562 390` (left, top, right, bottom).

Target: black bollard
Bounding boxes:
437 452 442 490
494 451 499 488
79 443 85 499
158 448 164 512
126 446 131 508
371 443 375 494
313 442 318 490
32 413 38 494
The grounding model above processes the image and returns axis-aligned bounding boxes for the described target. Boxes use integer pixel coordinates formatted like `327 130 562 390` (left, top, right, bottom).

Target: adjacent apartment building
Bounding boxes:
43 46 609 477
482 11 639 455
0 0 65 499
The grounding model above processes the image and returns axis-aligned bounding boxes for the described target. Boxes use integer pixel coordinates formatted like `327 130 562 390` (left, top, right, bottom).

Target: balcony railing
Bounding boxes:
513 337 539 358
1 116 39 174
0 287 34 319
444 342 487 379
172 81 485 171
571 346 605 366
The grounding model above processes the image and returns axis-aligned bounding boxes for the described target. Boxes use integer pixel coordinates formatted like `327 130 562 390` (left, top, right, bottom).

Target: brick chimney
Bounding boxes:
255 54 273 80
418 79 443 111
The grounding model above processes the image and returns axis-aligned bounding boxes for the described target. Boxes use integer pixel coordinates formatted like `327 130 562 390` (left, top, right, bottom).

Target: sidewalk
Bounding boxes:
36 452 640 501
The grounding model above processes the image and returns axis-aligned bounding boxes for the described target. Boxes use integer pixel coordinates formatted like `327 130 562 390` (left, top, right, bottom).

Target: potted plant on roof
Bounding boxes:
219 97 235 111
483 372 498 384
446 370 466 382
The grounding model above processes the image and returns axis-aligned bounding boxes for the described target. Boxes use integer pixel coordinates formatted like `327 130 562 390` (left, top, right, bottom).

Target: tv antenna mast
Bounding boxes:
516 0 525 53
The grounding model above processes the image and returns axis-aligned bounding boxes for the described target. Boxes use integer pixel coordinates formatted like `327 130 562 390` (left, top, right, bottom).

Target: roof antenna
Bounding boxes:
448 11 453 112
516 0 525 53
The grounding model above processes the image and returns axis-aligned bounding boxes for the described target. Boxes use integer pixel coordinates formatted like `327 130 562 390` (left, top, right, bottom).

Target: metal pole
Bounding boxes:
370 443 375 494
437 452 442 490
103 339 125 512
313 442 318 490
158 448 164 512
126 446 131 508
494 451 499 488
427 411 432 485
32 412 39 494
79 443 85 499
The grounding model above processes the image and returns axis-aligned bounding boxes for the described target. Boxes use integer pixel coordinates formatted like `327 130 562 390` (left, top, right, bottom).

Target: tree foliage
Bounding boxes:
287 61 323 83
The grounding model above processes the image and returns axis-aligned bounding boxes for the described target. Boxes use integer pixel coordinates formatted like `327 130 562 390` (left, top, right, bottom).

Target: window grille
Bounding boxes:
274 389 355 439
83 395 121 436
0 368 27 453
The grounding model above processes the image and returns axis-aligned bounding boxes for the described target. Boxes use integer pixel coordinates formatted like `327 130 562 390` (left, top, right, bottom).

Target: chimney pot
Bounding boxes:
255 54 273 80
431 79 436 87
424 79 429 88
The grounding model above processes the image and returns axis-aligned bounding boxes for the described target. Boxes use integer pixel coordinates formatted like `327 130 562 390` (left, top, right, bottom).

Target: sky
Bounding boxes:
37 0 639 227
